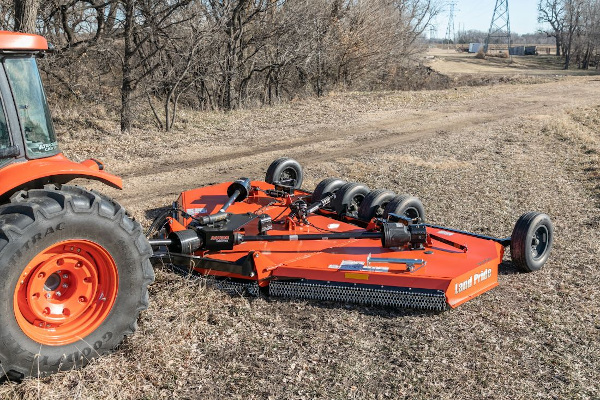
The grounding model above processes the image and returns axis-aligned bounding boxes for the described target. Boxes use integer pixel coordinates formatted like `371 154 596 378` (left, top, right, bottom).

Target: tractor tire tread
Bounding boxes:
0 185 154 381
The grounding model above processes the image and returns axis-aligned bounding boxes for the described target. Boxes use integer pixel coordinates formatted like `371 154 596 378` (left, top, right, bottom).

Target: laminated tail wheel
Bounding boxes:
382 194 425 223
510 212 553 272
333 182 370 218
265 158 304 189
311 178 347 208
357 189 396 221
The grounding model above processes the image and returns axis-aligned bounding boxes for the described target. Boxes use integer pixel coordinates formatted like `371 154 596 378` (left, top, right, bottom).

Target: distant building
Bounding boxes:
510 46 525 56
469 43 483 53
509 46 538 56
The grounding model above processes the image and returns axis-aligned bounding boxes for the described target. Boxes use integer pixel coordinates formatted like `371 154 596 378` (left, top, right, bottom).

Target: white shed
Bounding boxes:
469 43 483 53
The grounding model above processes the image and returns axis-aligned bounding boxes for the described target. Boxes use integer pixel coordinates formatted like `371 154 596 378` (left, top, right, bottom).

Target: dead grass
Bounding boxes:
2 61 600 399
428 48 600 78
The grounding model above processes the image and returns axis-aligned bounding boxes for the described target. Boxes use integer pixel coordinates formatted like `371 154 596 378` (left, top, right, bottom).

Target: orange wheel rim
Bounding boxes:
13 240 118 346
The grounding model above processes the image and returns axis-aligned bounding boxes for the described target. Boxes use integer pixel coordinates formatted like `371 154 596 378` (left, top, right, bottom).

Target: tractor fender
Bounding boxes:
0 153 123 198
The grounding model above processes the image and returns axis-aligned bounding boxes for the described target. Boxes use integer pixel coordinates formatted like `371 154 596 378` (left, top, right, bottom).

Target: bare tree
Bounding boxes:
562 0 583 69
119 0 194 132
539 0 565 55
14 0 39 33
14 0 450 131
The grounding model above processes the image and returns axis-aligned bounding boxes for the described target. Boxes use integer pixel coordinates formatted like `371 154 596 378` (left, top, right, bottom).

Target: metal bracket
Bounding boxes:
366 253 426 273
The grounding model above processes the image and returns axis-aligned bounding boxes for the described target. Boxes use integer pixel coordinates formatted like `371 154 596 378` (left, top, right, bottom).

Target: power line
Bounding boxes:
429 25 436 40
445 2 457 46
485 0 511 54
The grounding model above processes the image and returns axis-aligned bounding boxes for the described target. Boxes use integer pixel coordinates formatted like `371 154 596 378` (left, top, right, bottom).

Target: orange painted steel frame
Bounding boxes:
172 181 505 308
0 154 123 197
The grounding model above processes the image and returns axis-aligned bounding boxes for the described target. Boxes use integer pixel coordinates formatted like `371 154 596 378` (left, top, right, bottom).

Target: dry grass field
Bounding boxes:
2 51 600 399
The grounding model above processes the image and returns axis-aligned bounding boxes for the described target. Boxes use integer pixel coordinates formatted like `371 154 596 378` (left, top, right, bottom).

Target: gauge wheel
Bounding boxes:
382 194 425 223
311 178 347 209
510 212 554 272
357 189 396 221
265 158 304 189
333 182 371 218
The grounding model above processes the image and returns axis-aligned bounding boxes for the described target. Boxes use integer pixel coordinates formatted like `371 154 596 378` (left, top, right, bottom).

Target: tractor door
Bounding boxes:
0 67 20 166
2 55 59 160
0 95 13 166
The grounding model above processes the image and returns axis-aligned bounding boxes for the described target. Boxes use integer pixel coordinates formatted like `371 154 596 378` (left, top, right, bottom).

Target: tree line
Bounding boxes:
451 30 555 46
538 0 600 69
5 0 440 132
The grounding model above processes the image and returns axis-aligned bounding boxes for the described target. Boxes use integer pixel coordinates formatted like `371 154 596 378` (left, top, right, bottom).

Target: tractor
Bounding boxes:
0 32 154 380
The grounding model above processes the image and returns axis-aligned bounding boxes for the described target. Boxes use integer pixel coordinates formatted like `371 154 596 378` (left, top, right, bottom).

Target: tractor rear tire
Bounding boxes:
357 189 396 221
0 185 154 381
265 158 303 189
510 212 554 272
382 194 425 223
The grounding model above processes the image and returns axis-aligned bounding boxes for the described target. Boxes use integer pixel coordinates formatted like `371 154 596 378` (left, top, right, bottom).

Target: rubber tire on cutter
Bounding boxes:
382 194 425 223
311 178 346 206
333 182 370 217
265 158 304 189
510 212 553 272
357 189 396 221
0 185 154 381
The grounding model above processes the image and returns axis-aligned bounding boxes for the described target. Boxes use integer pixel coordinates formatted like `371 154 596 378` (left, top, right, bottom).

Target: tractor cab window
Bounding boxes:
4 57 58 158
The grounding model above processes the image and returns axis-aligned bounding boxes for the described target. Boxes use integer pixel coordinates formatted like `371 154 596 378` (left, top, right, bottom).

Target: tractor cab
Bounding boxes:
0 31 58 166
0 31 122 199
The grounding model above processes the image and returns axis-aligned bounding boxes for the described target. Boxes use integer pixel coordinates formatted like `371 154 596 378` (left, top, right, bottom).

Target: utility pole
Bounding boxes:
484 0 511 55
445 2 456 49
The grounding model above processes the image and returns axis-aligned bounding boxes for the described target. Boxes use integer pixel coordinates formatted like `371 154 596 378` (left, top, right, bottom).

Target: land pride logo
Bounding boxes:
454 268 493 294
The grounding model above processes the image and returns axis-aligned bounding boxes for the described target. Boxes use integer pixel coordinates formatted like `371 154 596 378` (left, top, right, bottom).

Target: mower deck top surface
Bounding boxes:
175 181 504 308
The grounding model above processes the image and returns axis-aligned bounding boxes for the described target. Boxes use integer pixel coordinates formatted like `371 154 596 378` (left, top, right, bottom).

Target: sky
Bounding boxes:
432 0 541 38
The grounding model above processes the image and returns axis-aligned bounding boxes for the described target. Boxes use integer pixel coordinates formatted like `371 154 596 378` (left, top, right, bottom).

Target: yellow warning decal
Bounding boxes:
345 272 369 280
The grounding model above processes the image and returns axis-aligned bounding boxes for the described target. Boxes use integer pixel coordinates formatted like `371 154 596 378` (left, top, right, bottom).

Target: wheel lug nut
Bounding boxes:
55 291 62 297
62 274 68 279
62 283 69 288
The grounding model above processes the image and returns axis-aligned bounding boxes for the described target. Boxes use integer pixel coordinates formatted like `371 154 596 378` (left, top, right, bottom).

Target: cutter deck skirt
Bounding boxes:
269 280 448 311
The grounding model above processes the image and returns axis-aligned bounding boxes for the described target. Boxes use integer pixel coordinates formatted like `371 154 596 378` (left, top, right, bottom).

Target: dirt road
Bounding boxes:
106 75 599 215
